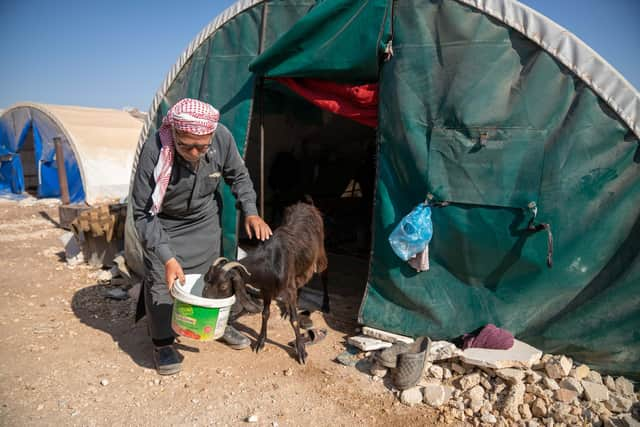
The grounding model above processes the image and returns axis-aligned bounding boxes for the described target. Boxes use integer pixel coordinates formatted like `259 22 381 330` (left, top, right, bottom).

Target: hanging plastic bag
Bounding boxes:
388 203 433 261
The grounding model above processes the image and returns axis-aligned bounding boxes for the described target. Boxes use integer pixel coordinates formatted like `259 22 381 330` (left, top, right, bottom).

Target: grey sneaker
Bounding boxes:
153 345 183 376
220 324 250 350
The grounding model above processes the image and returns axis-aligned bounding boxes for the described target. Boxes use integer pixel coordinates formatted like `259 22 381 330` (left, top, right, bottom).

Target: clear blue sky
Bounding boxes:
0 0 638 111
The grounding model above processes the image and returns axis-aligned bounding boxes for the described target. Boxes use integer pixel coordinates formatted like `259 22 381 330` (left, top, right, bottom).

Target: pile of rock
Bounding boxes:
365 342 638 426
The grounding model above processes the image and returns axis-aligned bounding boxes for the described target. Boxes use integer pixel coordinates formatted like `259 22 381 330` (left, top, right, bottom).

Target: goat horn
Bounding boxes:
221 261 251 276
212 257 229 267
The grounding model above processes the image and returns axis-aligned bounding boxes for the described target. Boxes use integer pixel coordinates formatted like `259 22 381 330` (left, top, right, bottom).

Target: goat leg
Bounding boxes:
320 270 330 313
280 297 291 320
287 299 308 364
254 296 271 353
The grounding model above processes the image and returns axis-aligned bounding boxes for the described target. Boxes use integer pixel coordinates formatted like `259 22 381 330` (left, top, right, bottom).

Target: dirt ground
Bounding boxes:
0 200 446 427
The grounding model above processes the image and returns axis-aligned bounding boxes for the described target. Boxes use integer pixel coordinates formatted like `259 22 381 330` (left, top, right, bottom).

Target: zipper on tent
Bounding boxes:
382 0 396 62
425 194 553 269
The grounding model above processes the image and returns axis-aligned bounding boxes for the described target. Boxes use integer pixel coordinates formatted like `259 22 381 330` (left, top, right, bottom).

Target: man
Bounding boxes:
131 98 271 375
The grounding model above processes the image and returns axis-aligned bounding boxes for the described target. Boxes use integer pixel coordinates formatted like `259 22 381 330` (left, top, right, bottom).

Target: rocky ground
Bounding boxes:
0 199 445 427
1 197 637 427
370 345 639 426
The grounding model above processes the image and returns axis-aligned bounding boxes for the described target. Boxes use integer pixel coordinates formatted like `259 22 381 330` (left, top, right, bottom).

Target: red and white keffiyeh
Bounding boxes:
150 98 220 215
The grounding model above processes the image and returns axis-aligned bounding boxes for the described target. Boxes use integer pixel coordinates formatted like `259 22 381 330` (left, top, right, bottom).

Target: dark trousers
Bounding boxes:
141 278 176 341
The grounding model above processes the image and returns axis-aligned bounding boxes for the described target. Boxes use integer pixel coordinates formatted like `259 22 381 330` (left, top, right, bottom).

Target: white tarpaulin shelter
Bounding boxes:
0 103 143 205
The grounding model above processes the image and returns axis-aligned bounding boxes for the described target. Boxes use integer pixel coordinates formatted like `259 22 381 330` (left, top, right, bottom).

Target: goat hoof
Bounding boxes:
321 304 330 314
296 346 308 364
254 338 266 353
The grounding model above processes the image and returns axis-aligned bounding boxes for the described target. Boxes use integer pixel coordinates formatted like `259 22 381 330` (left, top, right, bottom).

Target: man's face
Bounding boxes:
173 129 214 163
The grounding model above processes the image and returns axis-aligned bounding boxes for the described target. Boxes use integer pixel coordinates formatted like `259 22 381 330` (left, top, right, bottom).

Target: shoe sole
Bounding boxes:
156 363 182 376
227 342 250 350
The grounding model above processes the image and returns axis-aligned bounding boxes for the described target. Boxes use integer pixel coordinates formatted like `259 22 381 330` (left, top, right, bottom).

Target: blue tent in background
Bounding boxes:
0 108 84 201
0 103 144 204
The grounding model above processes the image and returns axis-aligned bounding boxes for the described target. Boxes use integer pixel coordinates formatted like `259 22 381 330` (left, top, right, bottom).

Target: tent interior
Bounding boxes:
241 82 377 310
20 126 39 195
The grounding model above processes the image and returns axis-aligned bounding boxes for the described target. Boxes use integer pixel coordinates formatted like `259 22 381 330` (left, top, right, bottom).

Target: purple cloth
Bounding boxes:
462 324 514 350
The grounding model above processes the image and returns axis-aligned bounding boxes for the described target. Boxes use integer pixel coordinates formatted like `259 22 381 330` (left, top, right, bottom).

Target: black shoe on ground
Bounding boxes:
153 344 183 376
220 324 250 350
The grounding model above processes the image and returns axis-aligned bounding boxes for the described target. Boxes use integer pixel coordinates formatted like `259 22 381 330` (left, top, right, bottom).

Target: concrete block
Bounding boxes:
361 326 414 344
460 339 542 369
347 335 392 351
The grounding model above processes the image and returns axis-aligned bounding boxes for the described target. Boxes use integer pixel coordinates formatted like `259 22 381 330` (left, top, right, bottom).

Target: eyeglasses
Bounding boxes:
173 130 213 152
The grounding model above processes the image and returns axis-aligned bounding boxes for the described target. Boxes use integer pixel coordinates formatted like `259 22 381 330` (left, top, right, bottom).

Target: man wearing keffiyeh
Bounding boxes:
131 98 271 375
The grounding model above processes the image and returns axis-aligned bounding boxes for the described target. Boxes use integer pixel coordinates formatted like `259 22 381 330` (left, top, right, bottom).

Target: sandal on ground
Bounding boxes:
288 328 328 347
392 336 431 390
299 310 313 330
374 342 412 369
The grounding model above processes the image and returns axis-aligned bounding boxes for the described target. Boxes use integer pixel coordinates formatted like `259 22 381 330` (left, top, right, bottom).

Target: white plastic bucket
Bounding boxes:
170 274 235 341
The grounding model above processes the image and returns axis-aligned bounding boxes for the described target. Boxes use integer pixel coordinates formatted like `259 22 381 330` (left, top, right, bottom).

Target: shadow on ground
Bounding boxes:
38 210 61 227
300 252 367 336
71 250 367 368
71 284 154 369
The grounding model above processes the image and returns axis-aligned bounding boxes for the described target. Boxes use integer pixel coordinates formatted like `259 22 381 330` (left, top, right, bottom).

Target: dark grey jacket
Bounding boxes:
131 124 258 277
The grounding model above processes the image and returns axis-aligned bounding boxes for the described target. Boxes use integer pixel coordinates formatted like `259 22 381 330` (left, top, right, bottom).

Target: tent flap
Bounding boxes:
249 0 392 82
273 77 378 127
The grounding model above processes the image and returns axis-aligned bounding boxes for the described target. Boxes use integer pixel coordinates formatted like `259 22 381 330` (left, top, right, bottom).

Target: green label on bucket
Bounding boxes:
171 300 220 341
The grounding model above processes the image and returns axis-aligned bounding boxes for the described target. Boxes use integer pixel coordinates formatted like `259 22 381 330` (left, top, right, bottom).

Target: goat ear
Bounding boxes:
203 266 215 285
236 266 250 281
231 273 262 314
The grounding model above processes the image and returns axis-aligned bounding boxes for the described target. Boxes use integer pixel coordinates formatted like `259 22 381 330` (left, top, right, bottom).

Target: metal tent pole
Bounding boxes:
53 136 70 205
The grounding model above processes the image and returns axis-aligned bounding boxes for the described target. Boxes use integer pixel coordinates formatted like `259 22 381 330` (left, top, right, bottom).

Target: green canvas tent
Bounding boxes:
125 0 640 376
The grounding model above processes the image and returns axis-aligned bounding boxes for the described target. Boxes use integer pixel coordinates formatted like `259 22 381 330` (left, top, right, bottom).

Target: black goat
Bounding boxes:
202 202 328 364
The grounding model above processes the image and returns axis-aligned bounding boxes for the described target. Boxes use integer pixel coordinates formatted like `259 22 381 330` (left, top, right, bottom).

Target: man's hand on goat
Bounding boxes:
165 257 185 290
245 215 272 241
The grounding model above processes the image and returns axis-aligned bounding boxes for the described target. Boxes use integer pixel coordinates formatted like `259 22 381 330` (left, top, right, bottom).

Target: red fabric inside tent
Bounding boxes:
273 77 378 128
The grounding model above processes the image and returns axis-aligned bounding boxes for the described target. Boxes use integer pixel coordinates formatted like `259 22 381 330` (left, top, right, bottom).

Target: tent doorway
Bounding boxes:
20 126 38 196
242 84 377 319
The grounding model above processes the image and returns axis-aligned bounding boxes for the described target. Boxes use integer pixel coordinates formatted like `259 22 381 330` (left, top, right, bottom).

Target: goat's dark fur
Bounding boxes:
202 202 328 364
